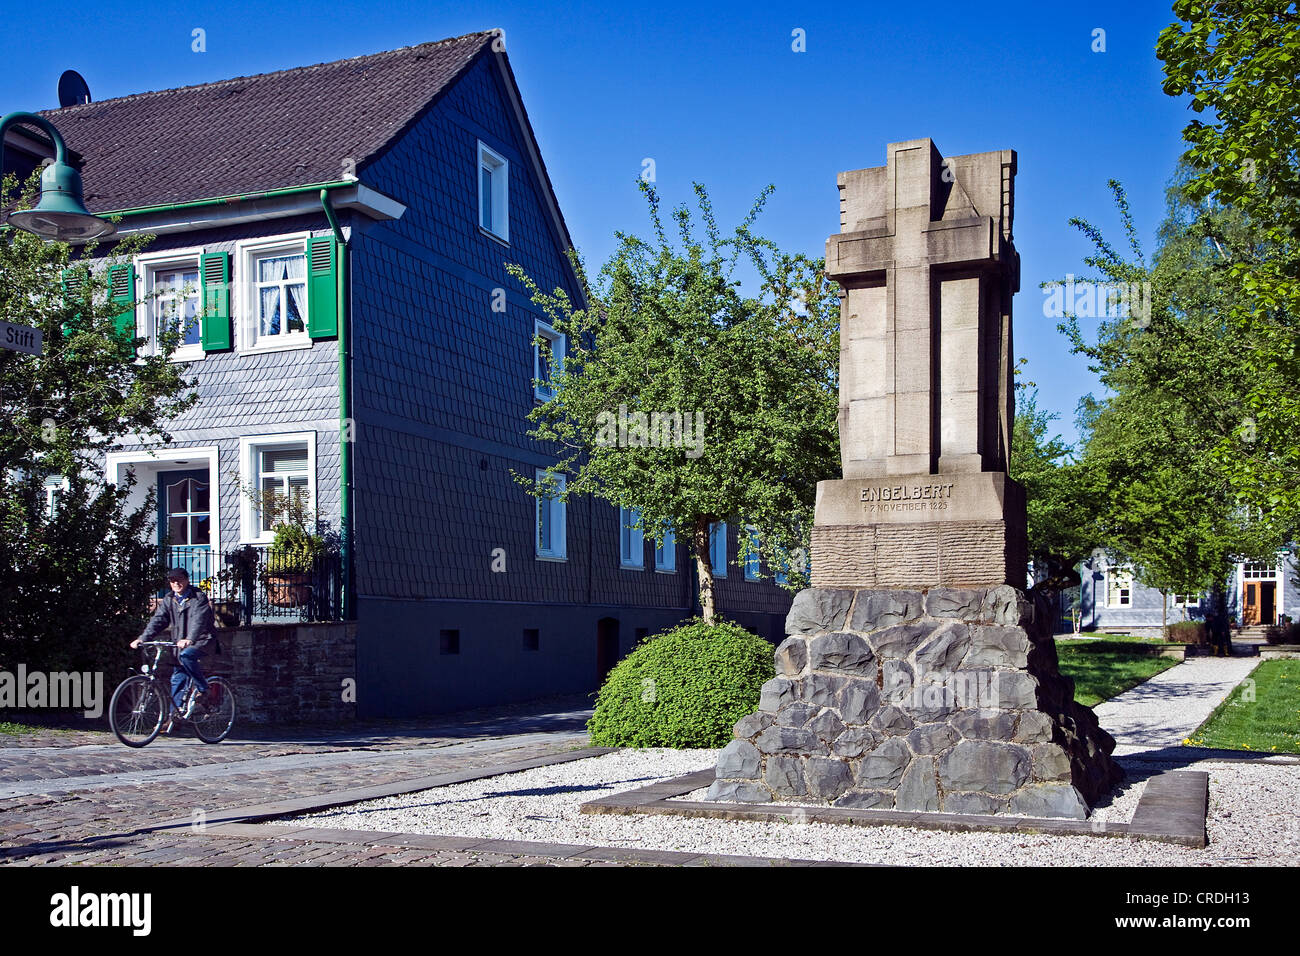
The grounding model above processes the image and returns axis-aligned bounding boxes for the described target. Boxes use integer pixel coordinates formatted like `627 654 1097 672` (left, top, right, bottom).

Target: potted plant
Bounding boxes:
233 477 329 608
265 521 326 607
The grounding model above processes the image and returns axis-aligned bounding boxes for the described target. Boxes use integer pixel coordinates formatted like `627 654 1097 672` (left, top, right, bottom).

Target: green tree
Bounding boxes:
1157 1 1300 528
508 182 839 623
0 171 198 675
1058 175 1287 616
1010 385 1092 584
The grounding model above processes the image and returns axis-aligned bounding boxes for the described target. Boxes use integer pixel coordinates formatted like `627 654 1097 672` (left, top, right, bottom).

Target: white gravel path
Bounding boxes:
266 658 1298 865
274 746 1300 866
1094 656 1260 751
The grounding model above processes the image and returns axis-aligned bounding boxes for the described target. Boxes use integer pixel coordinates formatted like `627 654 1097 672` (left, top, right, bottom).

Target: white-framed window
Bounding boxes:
709 521 727 578
1243 562 1279 580
619 506 644 569
654 524 676 572
743 525 761 581
478 141 509 242
1173 592 1203 607
44 475 69 517
236 234 311 353
534 320 564 401
135 248 205 361
535 469 566 560
1106 567 1133 608
238 433 317 543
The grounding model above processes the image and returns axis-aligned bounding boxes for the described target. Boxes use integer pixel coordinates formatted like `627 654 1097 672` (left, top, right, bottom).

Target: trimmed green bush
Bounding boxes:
587 618 776 748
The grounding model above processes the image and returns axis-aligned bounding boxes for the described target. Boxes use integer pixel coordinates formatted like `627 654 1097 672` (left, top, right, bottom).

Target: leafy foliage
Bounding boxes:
508 182 839 621
1060 175 1289 600
0 170 196 675
0 472 161 678
1156 2 1300 529
586 618 775 748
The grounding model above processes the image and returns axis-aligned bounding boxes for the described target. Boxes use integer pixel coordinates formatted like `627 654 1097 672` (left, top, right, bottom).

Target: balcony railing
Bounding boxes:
159 545 343 624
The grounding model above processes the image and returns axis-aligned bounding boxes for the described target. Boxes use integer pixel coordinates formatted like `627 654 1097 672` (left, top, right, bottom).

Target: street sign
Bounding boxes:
0 321 43 356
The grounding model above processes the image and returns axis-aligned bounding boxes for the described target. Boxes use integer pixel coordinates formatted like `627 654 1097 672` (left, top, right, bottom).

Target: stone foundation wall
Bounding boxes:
191 622 357 724
708 587 1122 818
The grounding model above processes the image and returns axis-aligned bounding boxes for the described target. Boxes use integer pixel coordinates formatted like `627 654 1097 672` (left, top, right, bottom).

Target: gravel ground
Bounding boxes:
273 748 1300 866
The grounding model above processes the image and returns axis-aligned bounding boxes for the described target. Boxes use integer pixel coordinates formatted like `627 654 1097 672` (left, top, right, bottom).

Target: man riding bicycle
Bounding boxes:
130 568 218 730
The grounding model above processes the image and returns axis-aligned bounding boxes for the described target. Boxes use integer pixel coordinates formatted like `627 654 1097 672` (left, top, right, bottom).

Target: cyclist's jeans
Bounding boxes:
171 647 209 710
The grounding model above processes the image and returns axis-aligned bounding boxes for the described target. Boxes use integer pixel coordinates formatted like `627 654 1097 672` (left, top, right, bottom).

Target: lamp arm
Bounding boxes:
0 111 70 171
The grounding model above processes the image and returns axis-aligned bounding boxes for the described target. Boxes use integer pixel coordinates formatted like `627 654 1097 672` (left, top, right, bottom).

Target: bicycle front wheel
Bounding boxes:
109 675 166 748
193 677 236 744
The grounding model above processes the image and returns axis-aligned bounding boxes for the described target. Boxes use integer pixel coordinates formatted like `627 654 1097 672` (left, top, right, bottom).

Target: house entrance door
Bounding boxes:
1260 581 1277 627
158 469 212 585
1242 582 1260 625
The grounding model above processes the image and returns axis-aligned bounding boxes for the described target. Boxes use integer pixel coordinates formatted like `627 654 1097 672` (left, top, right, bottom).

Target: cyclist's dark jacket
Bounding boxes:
140 585 216 650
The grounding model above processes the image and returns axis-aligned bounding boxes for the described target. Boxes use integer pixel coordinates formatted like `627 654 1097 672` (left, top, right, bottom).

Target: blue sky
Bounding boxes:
1 0 1193 446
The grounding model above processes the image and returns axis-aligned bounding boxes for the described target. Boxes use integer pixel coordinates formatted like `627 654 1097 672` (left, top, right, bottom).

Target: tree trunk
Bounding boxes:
1161 590 1168 631
693 516 716 625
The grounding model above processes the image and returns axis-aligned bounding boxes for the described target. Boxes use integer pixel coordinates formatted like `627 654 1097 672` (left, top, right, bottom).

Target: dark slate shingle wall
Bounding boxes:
350 53 791 621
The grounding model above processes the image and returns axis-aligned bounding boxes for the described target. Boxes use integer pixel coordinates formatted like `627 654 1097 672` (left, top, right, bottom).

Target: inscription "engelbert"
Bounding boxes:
861 483 954 503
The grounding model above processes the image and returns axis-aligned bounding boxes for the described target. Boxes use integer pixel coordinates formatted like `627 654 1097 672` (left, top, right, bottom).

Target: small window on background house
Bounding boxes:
523 628 540 651
439 629 460 655
478 141 509 241
619 506 644 569
535 470 566 559
710 521 728 578
1107 568 1133 608
654 524 676 572
534 321 564 401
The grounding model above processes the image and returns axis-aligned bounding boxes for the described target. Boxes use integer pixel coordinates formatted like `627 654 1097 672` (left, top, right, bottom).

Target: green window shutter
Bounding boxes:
200 251 232 351
107 263 136 347
307 237 339 339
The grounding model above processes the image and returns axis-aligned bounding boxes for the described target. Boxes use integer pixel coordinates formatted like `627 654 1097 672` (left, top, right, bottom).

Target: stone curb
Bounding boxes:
580 768 1210 848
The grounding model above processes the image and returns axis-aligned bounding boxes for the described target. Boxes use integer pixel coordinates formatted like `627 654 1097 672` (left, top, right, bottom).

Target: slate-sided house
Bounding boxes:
1076 550 1299 637
13 31 792 715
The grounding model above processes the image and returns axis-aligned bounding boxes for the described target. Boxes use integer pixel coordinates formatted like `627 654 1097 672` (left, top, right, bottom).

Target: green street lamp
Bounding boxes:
1 111 114 241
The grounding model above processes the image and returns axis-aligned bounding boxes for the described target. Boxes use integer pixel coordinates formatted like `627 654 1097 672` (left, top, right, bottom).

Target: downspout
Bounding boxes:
321 190 353 620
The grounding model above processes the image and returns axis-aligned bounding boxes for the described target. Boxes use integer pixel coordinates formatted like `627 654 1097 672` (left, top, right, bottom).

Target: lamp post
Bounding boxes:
1 111 114 241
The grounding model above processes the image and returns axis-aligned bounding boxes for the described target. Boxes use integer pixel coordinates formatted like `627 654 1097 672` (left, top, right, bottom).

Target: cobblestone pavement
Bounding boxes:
0 696 650 867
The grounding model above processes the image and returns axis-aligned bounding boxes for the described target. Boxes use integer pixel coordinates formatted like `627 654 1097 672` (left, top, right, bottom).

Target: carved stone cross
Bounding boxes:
814 140 1026 588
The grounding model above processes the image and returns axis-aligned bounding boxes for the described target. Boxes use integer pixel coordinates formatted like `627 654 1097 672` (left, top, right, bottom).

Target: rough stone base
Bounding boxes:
708 586 1122 818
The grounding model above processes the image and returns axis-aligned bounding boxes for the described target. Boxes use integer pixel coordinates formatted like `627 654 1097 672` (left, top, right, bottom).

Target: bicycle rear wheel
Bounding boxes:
193 677 235 743
109 675 166 747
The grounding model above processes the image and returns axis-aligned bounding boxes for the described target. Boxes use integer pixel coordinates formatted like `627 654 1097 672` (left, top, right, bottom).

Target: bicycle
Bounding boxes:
108 640 236 747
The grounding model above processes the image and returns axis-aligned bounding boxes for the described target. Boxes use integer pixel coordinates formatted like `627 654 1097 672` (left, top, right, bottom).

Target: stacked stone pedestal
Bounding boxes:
708 586 1123 818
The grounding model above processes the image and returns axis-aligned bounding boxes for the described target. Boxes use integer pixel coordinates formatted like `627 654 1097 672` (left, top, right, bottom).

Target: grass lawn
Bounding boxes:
1055 639 1181 707
1185 660 1300 754
0 721 49 736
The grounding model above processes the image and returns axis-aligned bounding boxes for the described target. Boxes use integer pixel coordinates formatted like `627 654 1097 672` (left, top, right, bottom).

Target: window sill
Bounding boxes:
478 225 509 247
535 553 567 563
240 337 313 356
654 567 677 574
169 346 206 364
620 563 645 572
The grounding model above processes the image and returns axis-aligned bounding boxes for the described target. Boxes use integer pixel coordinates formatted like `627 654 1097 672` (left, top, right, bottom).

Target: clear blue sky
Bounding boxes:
1 0 1193 446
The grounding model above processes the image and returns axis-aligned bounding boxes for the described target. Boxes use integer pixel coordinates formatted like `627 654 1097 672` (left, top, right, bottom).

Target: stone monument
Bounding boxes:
708 140 1122 818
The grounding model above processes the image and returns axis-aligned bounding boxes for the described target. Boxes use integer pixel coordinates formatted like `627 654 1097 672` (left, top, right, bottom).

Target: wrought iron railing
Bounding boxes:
158 545 343 624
